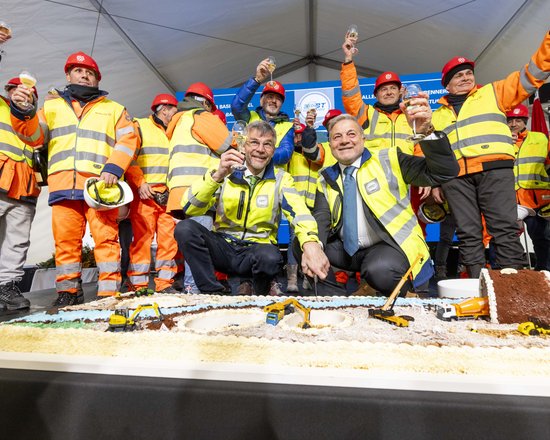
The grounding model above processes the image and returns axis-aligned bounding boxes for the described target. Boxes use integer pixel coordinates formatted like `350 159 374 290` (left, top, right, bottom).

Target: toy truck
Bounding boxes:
108 303 164 331
518 317 550 336
436 297 489 321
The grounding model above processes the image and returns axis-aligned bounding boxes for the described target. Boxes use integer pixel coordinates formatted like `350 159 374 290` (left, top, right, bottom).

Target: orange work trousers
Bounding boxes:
128 197 178 291
52 200 120 296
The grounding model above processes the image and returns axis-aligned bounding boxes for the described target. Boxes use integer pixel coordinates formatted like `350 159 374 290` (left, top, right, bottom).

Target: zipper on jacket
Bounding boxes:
240 182 257 240
236 190 245 220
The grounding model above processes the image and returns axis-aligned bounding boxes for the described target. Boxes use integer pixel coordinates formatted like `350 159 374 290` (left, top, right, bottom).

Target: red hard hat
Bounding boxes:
64 51 101 81
261 81 285 101
294 123 306 134
322 109 343 128
441 56 475 87
5 77 38 98
506 104 529 119
213 108 227 125
374 71 402 94
185 82 216 110
150 93 178 112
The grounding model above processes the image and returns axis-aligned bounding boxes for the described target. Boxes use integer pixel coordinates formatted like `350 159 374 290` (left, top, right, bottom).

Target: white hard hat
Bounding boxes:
516 205 535 221
84 177 133 211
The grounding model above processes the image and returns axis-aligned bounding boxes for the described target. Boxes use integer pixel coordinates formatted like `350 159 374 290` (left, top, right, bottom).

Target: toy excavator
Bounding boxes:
368 254 423 327
518 317 550 336
107 303 164 332
264 298 312 329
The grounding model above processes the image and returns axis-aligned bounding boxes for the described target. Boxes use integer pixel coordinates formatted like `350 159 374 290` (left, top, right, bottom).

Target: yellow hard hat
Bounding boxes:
84 177 133 211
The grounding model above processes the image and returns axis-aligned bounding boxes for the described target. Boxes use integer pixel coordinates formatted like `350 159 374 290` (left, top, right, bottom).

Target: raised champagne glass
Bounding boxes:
18 70 37 110
403 84 426 142
347 24 359 55
232 120 248 171
267 56 276 86
0 22 12 62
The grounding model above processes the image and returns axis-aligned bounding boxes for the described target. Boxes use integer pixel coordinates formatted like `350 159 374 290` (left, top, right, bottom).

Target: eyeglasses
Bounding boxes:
247 138 275 151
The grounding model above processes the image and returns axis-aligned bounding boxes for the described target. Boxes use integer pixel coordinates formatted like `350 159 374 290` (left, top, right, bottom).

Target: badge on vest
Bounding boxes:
256 195 269 208
364 179 380 194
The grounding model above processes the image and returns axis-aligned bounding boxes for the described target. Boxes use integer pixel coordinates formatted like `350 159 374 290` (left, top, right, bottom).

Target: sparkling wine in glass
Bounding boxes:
18 70 37 110
232 120 247 171
306 108 317 128
293 105 302 128
267 56 276 85
347 24 359 55
0 22 12 62
403 84 425 142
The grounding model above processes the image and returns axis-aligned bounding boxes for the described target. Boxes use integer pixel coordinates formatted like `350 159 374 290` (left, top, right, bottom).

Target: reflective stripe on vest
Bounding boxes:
364 107 413 154
318 148 430 280
135 117 170 185
432 85 515 161
168 109 220 190
288 152 321 208
44 97 124 175
0 99 34 167
514 131 550 190
249 111 293 148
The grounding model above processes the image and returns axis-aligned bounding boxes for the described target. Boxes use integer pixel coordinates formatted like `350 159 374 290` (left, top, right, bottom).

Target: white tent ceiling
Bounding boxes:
1 0 549 264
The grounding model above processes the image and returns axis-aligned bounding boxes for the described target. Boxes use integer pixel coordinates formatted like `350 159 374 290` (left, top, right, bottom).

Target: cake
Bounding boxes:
481 269 550 324
0 286 549 378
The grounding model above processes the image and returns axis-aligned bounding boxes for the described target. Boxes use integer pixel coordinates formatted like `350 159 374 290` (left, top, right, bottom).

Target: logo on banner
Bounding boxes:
294 88 333 128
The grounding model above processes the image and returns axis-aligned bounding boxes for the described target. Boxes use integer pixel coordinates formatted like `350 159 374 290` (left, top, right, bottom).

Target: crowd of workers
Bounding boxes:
0 25 549 311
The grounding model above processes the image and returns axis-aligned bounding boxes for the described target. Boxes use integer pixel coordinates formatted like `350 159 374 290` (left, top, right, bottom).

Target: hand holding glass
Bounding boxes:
403 84 425 142
0 22 12 61
18 70 37 110
347 25 359 55
267 56 276 85
232 120 247 171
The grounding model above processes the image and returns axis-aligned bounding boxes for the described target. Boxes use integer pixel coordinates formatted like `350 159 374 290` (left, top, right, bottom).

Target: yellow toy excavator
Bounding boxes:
264 298 312 329
107 303 164 332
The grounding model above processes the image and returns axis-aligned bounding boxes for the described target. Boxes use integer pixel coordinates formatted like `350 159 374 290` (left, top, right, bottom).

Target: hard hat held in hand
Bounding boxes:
84 177 133 211
538 204 550 221
418 202 448 224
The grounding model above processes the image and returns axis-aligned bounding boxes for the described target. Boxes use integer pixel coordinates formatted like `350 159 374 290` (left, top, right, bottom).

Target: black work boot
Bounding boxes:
0 281 31 310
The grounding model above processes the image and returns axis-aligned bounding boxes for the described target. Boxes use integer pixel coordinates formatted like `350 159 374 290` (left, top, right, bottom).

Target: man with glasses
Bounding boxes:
174 120 328 295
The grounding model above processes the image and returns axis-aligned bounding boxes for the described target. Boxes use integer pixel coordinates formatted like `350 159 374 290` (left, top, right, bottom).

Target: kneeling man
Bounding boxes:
298 94 459 296
175 120 329 295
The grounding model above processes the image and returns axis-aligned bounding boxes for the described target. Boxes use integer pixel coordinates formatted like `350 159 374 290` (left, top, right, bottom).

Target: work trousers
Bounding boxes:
524 215 550 271
52 200 120 296
442 168 525 270
0 193 36 284
293 238 411 296
128 197 177 291
174 219 283 295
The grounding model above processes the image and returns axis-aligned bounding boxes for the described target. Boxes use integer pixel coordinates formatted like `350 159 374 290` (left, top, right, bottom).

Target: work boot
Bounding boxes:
0 281 31 310
352 280 377 296
52 291 84 308
237 280 254 296
286 264 298 292
268 281 284 296
434 265 448 281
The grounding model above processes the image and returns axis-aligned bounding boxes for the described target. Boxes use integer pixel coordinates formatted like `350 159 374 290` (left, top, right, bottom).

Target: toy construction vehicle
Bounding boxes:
436 297 490 321
517 317 550 336
368 254 423 327
264 298 312 329
107 303 164 332
135 287 155 297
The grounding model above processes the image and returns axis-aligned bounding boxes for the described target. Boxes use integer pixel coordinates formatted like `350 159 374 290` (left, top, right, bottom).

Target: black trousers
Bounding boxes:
442 168 525 269
293 238 411 296
174 219 283 294
118 218 133 278
524 215 550 271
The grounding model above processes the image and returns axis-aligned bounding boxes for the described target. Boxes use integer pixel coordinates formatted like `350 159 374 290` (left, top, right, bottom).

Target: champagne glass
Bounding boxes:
293 105 302 129
0 22 12 62
232 120 247 171
18 70 37 110
403 84 425 142
306 107 317 128
347 24 359 55
267 56 276 86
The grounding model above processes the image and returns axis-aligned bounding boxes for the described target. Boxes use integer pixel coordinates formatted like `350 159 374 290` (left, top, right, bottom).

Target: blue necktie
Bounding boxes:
343 166 359 256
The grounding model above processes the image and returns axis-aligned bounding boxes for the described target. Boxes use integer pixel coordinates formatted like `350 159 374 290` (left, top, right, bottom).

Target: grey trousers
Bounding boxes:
0 192 36 284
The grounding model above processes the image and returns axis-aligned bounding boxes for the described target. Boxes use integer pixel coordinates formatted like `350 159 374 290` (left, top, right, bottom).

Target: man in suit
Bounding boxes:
296 94 459 296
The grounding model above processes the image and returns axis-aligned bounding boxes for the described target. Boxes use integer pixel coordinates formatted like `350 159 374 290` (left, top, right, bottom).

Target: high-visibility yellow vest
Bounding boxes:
135 117 170 185
249 111 293 148
167 109 220 190
0 98 34 167
44 97 124 176
514 131 550 190
320 141 338 168
363 106 413 154
288 152 321 209
432 85 515 166
317 147 431 281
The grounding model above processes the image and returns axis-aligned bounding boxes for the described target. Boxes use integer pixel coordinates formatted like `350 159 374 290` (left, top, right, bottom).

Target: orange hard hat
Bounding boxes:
322 109 343 128
5 77 38 98
185 82 216 110
294 123 306 134
212 108 227 125
64 51 101 81
261 81 285 101
374 71 401 94
506 104 529 119
150 93 178 112
441 56 475 87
